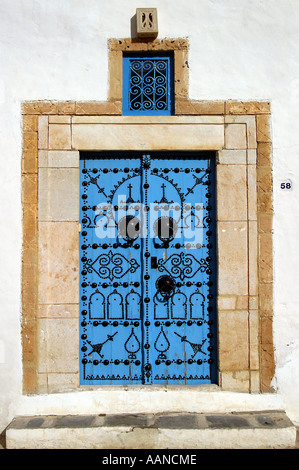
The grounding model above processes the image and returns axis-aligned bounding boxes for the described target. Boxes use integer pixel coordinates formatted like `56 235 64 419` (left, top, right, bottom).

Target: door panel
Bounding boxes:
79 152 217 385
79 156 143 384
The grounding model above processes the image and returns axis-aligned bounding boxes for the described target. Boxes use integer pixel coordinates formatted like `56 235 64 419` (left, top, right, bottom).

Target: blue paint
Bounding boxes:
79 152 217 385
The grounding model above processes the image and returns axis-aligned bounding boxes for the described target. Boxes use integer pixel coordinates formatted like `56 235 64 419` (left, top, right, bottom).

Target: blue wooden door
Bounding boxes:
79 152 217 385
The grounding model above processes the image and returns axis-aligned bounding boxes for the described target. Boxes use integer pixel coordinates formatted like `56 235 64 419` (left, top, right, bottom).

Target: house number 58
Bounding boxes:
280 180 292 190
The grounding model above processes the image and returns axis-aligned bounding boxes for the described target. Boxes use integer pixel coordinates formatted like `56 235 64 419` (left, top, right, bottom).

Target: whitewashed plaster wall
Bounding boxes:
0 0 299 432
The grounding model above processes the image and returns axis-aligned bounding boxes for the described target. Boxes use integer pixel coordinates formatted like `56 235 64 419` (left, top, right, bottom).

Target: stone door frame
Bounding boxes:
21 38 274 395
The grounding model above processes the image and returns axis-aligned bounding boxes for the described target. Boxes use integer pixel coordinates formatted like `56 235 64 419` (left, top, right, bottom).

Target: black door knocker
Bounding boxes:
156 275 176 300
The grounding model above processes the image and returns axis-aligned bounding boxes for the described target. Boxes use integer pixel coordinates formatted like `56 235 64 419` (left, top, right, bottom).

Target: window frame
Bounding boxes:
122 52 174 116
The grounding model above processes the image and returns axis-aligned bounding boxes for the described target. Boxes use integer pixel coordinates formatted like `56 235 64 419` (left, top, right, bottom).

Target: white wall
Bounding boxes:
1 0 299 432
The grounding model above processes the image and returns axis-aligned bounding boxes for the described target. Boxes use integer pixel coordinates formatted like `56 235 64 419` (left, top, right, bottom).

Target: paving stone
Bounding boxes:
206 414 250 428
104 413 149 427
26 418 45 428
156 413 198 429
256 414 275 427
54 415 95 428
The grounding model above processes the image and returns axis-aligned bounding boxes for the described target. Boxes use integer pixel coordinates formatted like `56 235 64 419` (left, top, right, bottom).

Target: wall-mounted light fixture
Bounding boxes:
136 8 158 38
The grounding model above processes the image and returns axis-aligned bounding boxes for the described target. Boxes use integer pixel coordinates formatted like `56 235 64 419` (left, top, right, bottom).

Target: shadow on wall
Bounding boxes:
130 14 137 38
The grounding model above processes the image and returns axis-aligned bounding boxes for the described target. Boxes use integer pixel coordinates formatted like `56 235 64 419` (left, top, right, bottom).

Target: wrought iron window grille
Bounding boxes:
122 53 174 115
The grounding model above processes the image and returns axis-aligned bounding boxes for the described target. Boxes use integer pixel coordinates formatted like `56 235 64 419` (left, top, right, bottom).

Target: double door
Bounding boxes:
79 152 217 385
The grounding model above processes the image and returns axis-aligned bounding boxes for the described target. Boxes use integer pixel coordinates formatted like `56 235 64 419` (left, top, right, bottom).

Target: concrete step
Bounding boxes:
5 410 296 449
